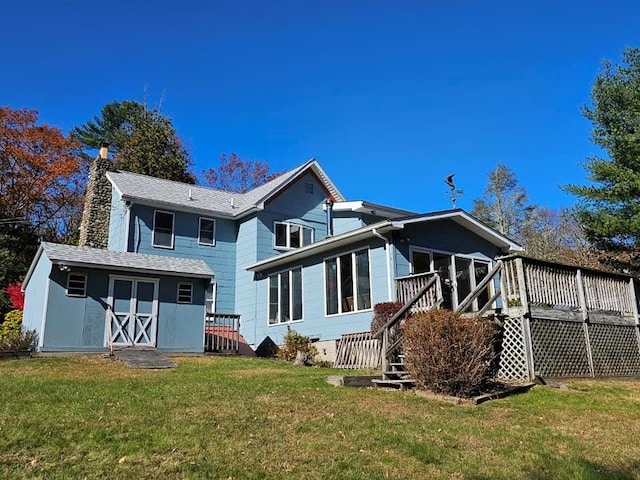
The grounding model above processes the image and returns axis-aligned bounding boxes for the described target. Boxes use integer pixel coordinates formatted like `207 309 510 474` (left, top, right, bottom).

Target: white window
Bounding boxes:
153 210 174 249
205 282 216 314
198 218 216 246
177 283 193 304
274 222 313 249
268 268 303 325
325 249 371 315
67 274 87 297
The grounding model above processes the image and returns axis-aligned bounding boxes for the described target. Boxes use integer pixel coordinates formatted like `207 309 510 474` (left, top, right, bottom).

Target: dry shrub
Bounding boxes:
370 301 404 335
403 309 498 398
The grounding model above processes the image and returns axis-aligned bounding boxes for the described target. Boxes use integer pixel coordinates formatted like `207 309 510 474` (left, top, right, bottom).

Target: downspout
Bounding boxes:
372 228 393 301
324 200 334 237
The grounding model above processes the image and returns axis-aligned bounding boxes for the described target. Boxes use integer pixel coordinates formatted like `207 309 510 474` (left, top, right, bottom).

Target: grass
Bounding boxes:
1 355 640 479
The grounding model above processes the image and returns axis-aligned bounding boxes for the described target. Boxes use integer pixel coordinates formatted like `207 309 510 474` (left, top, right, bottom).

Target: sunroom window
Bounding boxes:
325 249 371 315
274 222 313 249
268 268 303 324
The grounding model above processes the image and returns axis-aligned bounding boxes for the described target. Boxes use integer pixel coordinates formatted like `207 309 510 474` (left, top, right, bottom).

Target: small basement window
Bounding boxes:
177 283 193 304
67 274 87 297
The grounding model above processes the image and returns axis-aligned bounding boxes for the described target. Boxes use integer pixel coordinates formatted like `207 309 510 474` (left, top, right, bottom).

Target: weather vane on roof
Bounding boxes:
445 174 463 209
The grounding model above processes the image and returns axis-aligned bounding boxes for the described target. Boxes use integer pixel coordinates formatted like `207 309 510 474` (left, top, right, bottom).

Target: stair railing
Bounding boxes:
455 260 504 315
373 272 442 376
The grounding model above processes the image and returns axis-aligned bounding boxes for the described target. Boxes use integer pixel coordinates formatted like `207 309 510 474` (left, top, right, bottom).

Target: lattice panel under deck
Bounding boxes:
497 317 530 381
530 319 591 377
589 324 640 376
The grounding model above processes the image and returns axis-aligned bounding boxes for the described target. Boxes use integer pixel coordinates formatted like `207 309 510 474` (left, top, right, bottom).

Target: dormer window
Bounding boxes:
274 222 313 249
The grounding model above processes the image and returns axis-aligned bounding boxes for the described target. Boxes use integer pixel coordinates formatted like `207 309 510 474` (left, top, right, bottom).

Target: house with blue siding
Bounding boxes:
22 150 522 357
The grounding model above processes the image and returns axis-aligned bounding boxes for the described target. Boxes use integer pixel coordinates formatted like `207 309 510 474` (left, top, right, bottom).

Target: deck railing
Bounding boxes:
502 255 637 320
394 271 443 314
205 313 241 354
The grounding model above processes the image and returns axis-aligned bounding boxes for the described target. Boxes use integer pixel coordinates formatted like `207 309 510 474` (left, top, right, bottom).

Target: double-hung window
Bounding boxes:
198 218 216 246
325 249 371 315
268 268 303 324
274 222 313 249
153 210 174 249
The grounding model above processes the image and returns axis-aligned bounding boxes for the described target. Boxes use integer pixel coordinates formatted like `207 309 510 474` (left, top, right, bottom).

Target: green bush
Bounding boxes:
277 328 318 362
403 309 498 398
0 309 23 339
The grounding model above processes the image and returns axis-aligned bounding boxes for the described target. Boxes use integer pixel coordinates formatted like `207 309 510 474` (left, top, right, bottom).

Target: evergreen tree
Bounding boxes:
72 100 195 184
566 47 640 273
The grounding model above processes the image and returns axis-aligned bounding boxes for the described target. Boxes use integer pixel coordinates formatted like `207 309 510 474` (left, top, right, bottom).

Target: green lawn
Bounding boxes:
1 355 640 480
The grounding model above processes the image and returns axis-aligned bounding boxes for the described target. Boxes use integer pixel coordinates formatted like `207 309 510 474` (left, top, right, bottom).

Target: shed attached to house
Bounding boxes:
22 243 214 353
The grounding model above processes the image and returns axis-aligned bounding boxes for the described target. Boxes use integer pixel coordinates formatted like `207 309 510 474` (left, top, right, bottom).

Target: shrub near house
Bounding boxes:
403 309 498 398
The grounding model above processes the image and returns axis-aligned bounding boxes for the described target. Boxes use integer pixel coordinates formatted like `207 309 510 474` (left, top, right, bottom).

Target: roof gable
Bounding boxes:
106 159 345 218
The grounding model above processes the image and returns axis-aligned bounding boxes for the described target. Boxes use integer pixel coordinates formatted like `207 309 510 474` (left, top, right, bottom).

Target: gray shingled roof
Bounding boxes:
107 159 345 217
40 242 214 278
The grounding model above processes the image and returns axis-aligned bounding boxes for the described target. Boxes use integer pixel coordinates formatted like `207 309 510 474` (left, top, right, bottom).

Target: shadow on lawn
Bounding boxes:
467 458 640 480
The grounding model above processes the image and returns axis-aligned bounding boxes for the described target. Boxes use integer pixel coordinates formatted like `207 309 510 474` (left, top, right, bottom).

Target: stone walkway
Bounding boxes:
113 347 178 369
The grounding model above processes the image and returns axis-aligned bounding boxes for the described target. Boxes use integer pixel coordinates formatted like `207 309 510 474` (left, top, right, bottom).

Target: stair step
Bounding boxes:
372 378 415 390
384 370 409 378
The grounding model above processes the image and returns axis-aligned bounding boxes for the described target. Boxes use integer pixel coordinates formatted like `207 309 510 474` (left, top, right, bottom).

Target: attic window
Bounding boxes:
305 182 314 194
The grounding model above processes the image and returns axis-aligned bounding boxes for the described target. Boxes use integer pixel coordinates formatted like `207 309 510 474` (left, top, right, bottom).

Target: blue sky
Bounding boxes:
3 1 639 213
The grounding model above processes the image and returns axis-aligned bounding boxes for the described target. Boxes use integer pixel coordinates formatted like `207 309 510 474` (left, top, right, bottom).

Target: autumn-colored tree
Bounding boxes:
0 106 84 233
3 283 24 310
72 100 195 184
203 152 281 193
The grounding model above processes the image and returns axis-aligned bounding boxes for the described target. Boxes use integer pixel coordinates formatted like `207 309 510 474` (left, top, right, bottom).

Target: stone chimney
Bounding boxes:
78 143 113 248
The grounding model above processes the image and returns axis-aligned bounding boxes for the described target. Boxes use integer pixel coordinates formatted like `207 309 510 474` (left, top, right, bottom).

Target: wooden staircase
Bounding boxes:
372 261 504 390
371 355 415 390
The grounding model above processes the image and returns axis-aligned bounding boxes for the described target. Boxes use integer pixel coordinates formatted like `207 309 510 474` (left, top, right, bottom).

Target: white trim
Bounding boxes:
124 202 131 251
152 209 175 249
198 217 216 246
39 276 51 348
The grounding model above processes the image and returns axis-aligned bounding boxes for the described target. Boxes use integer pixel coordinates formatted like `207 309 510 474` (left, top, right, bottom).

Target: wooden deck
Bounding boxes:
372 255 640 383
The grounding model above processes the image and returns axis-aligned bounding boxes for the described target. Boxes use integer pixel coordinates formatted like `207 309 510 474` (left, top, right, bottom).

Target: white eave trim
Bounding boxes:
22 244 45 290
332 201 415 218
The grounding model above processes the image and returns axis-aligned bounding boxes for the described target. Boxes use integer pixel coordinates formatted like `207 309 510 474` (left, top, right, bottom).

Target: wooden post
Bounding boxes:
515 257 535 380
382 328 389 379
629 278 640 358
577 269 595 377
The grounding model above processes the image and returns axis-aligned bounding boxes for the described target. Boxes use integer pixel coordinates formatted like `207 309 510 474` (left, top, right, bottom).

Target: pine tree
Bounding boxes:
566 47 640 273
72 100 195 184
